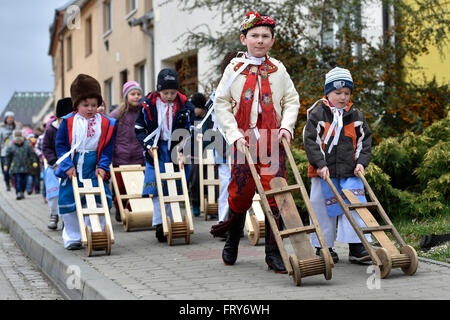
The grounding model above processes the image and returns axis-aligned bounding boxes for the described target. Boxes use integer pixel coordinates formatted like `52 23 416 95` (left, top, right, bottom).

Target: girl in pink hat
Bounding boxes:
109 81 145 221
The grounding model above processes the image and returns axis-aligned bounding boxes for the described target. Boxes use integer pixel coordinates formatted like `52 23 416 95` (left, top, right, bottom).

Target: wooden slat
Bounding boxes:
159 172 183 180
83 179 102 233
361 225 392 234
206 150 216 205
162 195 185 203
342 189 399 255
264 184 301 197
347 202 379 210
199 138 205 213
78 187 101 195
97 175 114 243
122 171 145 195
203 179 220 186
72 177 87 244
82 208 105 215
279 226 316 239
251 198 265 222
110 165 127 223
128 198 153 214
112 165 145 172
270 177 315 259
179 161 194 233
164 163 183 223
153 149 169 235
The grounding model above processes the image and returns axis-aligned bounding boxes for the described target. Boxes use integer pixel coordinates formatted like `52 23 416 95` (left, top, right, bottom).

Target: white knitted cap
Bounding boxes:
324 67 354 95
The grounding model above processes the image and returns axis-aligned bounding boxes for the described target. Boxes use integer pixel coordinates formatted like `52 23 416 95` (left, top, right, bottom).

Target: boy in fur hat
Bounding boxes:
303 67 372 264
214 11 300 273
55 74 116 250
135 68 194 243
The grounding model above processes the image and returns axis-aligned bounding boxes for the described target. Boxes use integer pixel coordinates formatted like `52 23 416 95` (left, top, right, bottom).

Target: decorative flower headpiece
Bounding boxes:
239 11 276 33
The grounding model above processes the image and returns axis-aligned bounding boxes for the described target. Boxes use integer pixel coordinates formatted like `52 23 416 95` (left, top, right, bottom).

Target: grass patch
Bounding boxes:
393 214 450 263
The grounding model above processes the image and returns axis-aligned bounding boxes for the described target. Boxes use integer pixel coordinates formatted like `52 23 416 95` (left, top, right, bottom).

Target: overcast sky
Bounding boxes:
0 0 69 113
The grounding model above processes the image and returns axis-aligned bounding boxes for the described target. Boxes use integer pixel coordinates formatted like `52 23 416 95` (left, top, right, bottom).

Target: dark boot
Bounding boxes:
265 208 287 274
222 211 246 265
155 224 167 243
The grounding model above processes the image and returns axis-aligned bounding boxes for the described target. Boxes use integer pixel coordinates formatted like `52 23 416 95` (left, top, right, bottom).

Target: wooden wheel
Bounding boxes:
376 247 392 279
123 214 130 232
247 215 260 246
183 216 190 244
85 226 93 257
105 224 112 256
289 254 302 286
166 216 173 246
320 248 333 280
400 245 418 276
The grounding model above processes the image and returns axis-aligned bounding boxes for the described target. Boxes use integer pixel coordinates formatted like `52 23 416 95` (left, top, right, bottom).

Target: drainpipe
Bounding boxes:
129 11 155 92
59 34 65 98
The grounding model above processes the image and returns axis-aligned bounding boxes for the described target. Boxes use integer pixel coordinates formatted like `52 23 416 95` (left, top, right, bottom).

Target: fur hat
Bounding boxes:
324 67 354 96
157 68 179 92
191 92 207 109
70 74 103 109
56 97 73 118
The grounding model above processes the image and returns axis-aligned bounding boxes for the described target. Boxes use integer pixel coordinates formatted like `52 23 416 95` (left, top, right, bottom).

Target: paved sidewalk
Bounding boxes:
0 182 449 300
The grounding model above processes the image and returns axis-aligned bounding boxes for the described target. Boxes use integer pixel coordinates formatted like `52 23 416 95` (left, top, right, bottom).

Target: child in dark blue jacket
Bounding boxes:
135 68 193 242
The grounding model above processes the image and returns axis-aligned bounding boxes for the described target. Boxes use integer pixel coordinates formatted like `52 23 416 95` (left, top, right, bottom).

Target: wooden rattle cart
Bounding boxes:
153 148 194 245
72 176 114 257
325 172 418 278
245 194 266 246
244 137 334 286
199 146 220 220
110 164 153 232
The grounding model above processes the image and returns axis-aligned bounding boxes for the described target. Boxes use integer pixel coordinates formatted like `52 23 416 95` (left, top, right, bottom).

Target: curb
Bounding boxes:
0 196 137 300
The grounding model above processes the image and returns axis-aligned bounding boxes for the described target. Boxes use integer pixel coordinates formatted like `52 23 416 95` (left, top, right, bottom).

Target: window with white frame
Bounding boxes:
104 78 113 109
103 0 112 34
127 0 137 14
136 63 147 94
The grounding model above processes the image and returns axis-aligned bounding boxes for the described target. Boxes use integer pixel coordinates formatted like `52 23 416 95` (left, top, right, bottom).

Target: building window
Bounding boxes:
175 54 198 96
126 0 137 14
120 69 128 90
85 16 93 56
144 0 153 12
103 0 112 34
136 63 147 94
67 36 73 70
104 78 113 109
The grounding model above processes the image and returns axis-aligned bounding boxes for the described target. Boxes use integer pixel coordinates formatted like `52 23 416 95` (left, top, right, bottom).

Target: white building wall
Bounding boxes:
153 0 229 93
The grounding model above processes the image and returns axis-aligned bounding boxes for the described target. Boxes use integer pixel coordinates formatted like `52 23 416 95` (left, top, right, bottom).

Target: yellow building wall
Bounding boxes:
403 0 449 85
63 0 100 101
97 0 152 109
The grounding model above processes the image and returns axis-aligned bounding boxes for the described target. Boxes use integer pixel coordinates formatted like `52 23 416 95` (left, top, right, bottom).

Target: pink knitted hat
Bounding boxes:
122 81 143 99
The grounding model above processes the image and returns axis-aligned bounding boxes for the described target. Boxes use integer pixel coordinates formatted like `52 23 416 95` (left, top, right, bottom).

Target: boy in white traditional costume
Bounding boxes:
213 11 300 273
303 67 372 264
55 74 116 250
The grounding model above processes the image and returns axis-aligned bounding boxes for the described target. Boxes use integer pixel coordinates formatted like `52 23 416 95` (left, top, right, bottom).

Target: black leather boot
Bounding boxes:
265 208 287 274
222 211 246 265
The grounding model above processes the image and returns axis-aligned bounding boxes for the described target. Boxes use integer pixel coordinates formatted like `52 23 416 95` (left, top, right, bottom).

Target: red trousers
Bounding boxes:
228 128 287 214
